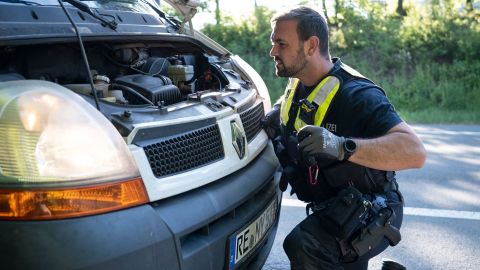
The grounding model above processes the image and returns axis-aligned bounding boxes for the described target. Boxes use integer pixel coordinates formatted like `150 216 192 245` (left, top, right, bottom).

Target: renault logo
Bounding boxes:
231 121 246 159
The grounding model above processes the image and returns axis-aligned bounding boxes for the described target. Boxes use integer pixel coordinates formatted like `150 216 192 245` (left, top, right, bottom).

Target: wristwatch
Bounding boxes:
343 138 357 160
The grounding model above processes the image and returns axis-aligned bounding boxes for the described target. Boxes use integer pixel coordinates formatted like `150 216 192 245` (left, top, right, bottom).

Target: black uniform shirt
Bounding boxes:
324 81 402 138
301 58 402 139
287 59 403 201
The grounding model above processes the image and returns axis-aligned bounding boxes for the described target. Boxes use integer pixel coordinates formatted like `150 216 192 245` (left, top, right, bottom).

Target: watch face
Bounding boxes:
345 139 356 153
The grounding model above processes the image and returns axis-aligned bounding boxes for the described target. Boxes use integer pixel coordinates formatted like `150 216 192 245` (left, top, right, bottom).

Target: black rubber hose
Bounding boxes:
110 83 154 106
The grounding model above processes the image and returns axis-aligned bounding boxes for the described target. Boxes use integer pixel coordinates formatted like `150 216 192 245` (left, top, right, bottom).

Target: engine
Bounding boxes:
0 42 238 107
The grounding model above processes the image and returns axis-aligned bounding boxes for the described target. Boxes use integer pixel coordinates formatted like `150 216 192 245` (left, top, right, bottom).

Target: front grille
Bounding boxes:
143 124 224 178
179 177 278 270
240 102 264 142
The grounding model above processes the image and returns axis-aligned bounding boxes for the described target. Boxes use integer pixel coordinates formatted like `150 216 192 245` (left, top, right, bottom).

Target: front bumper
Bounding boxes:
0 144 281 270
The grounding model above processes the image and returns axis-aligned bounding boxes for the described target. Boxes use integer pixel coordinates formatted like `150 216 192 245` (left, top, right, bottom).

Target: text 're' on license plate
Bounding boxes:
228 198 277 269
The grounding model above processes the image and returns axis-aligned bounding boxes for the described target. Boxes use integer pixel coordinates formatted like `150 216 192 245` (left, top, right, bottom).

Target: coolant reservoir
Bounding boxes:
93 74 110 99
168 65 194 86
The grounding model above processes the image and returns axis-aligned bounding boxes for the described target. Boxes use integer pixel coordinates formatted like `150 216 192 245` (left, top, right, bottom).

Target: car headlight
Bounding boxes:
0 80 148 220
230 55 272 112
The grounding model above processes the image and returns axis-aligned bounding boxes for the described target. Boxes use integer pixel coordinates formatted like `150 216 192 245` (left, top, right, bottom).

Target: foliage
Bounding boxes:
202 7 288 102
329 0 480 121
199 1 480 123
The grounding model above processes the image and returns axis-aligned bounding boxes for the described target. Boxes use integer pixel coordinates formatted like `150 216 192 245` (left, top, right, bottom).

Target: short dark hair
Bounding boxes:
271 7 330 57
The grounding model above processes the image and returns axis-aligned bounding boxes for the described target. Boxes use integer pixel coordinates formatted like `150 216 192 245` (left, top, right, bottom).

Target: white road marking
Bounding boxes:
403 207 480 220
282 198 480 221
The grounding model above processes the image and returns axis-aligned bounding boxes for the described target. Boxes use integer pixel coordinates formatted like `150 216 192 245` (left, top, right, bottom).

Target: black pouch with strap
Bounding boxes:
310 186 370 239
320 161 394 194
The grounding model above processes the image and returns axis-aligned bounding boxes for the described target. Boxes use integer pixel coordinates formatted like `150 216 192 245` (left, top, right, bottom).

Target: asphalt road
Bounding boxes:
262 124 480 270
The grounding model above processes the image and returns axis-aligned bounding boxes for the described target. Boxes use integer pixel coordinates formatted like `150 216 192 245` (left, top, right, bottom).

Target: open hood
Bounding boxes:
163 0 201 22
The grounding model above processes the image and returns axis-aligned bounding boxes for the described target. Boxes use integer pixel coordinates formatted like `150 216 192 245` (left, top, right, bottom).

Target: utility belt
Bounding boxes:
277 160 399 203
306 186 402 262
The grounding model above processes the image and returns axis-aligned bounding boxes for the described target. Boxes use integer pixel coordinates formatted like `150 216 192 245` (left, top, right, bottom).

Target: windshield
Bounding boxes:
0 0 161 14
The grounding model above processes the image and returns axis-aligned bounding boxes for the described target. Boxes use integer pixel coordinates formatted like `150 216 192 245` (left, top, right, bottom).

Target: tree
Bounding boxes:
466 0 473 11
215 0 220 25
334 0 344 26
396 0 407 16
322 0 331 25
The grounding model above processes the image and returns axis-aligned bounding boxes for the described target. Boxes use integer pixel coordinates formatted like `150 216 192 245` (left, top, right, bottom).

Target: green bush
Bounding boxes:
202 7 288 102
200 1 480 123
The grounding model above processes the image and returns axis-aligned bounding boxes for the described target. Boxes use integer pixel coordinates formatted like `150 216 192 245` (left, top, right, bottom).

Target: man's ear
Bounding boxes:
305 36 320 56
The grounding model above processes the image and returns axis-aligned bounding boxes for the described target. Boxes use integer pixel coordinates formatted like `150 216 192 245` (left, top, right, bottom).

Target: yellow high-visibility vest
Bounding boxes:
280 76 341 132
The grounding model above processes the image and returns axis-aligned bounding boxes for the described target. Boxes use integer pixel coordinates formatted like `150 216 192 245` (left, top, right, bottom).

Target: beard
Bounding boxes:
275 47 308 78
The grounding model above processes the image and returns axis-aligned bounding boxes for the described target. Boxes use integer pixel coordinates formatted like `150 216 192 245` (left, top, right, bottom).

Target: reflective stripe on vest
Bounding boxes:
280 78 299 126
280 76 341 132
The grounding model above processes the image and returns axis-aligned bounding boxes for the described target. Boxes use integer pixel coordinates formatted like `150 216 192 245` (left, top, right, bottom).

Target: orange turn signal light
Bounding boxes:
0 177 149 220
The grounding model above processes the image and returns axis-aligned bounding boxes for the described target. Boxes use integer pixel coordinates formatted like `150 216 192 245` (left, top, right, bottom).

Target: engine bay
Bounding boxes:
0 40 257 136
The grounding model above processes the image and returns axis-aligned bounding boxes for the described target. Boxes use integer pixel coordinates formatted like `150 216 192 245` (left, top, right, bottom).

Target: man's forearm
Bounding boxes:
349 122 426 171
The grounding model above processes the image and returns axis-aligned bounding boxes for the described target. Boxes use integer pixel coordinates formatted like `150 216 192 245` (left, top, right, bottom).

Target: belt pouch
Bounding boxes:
315 186 369 239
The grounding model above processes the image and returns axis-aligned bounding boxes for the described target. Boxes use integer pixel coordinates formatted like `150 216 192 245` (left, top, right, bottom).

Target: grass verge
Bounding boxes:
398 109 480 124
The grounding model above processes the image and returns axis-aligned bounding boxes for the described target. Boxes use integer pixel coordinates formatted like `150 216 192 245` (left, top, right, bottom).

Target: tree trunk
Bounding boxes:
334 0 339 23
466 0 473 11
322 0 331 25
215 0 220 25
396 0 407 16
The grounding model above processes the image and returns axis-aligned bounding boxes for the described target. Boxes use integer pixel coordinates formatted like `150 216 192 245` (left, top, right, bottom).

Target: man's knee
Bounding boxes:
283 215 340 256
283 226 302 258
283 221 343 270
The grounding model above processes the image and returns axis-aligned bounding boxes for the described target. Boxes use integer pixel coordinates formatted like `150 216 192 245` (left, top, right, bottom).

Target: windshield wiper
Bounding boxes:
62 0 117 30
139 0 179 30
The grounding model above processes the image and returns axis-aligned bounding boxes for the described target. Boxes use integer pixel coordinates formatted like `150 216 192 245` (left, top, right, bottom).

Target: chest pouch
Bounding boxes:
320 161 392 194
298 99 317 125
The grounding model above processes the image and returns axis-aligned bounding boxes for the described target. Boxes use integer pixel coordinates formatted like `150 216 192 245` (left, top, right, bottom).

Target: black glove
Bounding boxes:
261 104 280 139
279 166 295 192
297 125 346 161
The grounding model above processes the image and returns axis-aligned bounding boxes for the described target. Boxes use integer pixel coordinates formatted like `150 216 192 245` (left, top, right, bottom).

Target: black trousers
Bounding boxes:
283 191 403 270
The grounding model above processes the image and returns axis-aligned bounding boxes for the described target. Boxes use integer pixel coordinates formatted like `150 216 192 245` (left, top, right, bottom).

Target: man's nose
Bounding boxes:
270 45 277 58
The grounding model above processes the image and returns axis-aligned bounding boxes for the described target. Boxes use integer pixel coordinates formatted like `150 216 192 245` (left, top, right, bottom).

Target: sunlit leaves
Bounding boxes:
200 0 480 116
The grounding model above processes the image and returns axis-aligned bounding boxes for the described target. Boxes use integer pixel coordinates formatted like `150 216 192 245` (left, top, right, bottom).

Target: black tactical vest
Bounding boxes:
279 59 395 202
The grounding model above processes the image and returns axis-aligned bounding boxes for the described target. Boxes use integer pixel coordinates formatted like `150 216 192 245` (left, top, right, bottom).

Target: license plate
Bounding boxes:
228 198 277 269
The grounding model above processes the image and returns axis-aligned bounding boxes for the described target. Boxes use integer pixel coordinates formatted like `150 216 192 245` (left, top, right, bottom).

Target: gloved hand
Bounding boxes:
279 166 295 192
297 125 346 161
261 104 280 139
